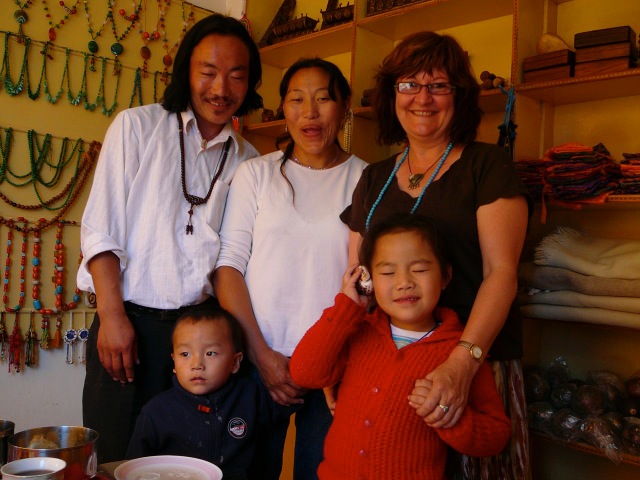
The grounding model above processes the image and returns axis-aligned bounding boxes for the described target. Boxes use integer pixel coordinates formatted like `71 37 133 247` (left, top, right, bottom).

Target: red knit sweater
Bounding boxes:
290 294 510 480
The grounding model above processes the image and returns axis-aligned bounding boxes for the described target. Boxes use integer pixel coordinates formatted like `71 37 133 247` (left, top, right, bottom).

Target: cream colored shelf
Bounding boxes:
357 0 513 38
517 69 640 105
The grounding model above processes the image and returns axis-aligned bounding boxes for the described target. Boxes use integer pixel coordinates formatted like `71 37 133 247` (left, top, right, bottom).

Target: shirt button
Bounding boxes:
364 419 372 427
188 260 193 265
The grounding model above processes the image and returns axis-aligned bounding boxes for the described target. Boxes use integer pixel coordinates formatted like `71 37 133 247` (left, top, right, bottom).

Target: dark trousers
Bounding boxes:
248 364 332 480
82 300 214 463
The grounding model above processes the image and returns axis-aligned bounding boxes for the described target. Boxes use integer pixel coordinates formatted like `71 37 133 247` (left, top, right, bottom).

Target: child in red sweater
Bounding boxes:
290 214 510 479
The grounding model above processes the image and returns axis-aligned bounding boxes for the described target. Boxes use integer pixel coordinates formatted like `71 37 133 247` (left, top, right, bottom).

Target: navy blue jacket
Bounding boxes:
126 374 273 480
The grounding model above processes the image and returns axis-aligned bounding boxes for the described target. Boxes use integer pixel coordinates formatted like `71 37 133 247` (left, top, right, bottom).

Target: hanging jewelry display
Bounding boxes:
0 312 7 361
24 311 38 367
138 0 163 78
2 32 28 96
159 0 194 83
39 314 51 349
107 0 143 74
41 0 80 42
13 0 32 43
8 313 22 372
63 311 77 364
129 66 142 107
82 0 109 71
51 313 62 348
83 55 120 116
2 222 28 313
77 311 88 363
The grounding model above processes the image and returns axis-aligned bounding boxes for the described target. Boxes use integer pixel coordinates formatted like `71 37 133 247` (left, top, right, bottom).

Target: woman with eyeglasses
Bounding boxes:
338 31 533 479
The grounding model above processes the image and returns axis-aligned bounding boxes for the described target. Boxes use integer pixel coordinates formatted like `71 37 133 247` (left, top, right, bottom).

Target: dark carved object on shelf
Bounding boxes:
259 0 296 47
262 109 274 123
367 0 426 16
321 1 354 30
271 14 319 42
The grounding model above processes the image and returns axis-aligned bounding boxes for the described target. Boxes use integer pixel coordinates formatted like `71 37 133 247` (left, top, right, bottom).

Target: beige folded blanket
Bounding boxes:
534 227 640 279
520 304 640 329
518 290 640 315
518 262 640 297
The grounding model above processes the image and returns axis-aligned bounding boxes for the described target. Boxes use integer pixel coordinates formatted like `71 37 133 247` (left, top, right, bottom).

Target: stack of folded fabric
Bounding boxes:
518 227 640 328
515 158 548 201
542 142 621 203
616 152 640 194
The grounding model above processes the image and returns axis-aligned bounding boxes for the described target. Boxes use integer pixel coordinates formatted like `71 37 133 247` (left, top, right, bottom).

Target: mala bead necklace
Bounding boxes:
24 311 38 367
40 0 80 42
365 142 453 230
177 113 231 234
2 221 29 313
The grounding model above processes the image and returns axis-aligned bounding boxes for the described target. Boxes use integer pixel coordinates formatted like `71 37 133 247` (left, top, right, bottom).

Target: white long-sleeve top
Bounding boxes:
216 150 367 355
78 104 259 309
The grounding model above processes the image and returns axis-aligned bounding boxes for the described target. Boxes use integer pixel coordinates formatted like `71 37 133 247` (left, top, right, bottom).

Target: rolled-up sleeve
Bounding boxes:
215 160 259 275
77 110 139 291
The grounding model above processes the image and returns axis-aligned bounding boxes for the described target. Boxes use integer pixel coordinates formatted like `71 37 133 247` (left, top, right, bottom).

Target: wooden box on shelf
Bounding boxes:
523 49 575 83
574 25 637 49
574 57 637 77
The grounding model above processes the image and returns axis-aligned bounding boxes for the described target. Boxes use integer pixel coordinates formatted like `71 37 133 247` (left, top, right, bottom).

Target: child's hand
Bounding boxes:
408 378 433 420
341 264 364 305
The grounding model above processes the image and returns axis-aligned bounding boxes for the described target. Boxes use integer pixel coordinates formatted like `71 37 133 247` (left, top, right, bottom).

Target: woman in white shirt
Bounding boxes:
214 58 367 480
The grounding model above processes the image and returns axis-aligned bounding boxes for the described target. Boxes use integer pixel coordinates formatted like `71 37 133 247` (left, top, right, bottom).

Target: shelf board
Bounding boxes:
357 0 513 39
516 69 640 105
531 430 640 467
243 119 286 138
259 23 354 69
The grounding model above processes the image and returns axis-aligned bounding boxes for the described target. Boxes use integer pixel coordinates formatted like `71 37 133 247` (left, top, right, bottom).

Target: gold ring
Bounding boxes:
439 404 449 414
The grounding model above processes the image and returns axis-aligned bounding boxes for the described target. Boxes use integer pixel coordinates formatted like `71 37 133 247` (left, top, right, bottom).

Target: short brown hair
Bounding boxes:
373 31 482 146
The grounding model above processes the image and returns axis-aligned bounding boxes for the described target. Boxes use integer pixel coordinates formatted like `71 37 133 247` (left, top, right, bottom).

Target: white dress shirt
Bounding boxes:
78 103 259 309
216 151 367 355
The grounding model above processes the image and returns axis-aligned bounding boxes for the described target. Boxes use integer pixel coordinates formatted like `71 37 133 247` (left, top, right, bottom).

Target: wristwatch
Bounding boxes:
457 340 484 362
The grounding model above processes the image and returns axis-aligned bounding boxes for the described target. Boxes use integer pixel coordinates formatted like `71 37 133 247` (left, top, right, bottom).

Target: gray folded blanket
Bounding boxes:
519 304 640 329
518 261 640 297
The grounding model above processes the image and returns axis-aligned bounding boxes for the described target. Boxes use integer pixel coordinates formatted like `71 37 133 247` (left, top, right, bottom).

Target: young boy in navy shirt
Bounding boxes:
126 305 272 480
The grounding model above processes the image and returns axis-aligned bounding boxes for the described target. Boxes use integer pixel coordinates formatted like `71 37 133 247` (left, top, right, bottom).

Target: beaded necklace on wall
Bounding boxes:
83 0 109 70
40 0 80 42
160 0 194 82
13 0 32 43
107 0 143 73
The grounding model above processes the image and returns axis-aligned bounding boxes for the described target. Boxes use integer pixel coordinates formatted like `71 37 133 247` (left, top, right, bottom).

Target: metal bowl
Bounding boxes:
8 426 98 480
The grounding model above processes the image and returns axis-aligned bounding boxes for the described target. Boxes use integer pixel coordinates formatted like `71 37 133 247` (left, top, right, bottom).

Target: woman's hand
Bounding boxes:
256 348 307 406
408 351 480 428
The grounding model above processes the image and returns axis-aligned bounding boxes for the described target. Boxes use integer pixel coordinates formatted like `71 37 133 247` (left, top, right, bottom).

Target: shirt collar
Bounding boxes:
180 108 240 151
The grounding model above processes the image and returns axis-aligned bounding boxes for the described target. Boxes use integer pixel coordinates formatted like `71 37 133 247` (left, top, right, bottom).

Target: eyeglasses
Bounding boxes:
394 82 457 95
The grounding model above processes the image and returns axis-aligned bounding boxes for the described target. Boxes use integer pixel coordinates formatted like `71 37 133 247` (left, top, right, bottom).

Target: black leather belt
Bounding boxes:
124 297 217 316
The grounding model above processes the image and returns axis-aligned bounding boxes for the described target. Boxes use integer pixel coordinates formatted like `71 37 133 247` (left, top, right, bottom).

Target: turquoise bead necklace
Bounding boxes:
365 142 453 230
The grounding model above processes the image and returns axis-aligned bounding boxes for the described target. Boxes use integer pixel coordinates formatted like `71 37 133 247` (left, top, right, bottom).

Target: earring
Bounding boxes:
342 109 353 154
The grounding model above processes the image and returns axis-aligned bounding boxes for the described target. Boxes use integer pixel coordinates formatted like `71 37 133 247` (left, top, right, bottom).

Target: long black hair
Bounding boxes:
275 58 351 200
162 13 263 116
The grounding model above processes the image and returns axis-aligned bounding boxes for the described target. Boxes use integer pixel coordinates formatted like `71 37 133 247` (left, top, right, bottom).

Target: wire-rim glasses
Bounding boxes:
394 82 457 95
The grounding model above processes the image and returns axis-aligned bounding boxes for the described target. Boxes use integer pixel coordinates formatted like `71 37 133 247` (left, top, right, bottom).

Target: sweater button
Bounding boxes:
372 386 379 394
364 419 372 427
359 449 366 457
